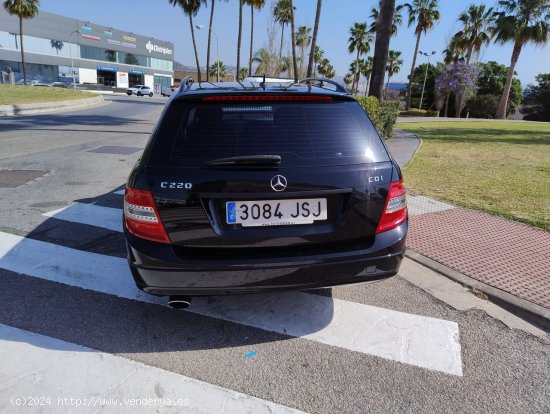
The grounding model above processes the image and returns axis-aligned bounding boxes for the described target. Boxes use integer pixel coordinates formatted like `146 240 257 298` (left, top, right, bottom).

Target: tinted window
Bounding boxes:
147 100 390 167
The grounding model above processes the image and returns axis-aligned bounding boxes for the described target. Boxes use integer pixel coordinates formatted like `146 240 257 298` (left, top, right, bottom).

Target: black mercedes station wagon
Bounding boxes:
123 78 407 307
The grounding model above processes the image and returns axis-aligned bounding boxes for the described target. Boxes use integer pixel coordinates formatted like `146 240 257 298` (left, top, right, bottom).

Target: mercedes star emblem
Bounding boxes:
270 175 287 192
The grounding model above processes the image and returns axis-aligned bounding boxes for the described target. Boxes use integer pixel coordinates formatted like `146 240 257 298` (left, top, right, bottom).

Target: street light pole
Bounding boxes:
418 50 436 110
68 30 80 90
196 24 220 82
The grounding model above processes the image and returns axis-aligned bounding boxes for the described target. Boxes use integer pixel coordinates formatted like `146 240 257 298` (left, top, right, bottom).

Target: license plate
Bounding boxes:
226 198 327 227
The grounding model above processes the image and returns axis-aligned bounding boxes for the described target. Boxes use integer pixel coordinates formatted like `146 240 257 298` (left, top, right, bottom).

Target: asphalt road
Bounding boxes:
0 95 548 414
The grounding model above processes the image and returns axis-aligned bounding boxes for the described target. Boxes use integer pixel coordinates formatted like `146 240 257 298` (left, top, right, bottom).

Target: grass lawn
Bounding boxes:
0 85 96 105
396 121 550 229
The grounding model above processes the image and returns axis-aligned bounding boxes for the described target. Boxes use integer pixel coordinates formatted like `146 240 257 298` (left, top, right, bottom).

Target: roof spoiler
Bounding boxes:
297 78 349 94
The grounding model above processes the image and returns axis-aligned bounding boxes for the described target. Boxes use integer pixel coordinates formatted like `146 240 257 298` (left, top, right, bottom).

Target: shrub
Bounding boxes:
465 94 500 119
378 100 400 139
399 108 428 117
425 109 440 117
355 95 381 130
356 96 400 139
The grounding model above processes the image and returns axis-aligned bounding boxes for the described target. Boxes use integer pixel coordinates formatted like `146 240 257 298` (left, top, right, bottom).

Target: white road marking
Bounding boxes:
0 324 305 414
0 231 462 375
43 203 122 232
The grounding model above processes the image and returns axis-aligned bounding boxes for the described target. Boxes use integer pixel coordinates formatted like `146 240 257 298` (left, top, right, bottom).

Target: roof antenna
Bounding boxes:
261 74 266 90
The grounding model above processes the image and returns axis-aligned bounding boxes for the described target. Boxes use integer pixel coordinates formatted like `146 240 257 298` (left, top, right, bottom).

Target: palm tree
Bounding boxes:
385 50 403 98
289 0 298 82
295 26 312 79
238 67 248 81
369 0 397 98
252 48 278 75
280 55 292 77
306 0 323 78
50 40 64 55
3 0 40 85
209 61 227 80
313 46 323 77
493 0 550 119
246 0 266 76
317 58 335 79
361 56 374 96
343 73 353 87
349 59 364 94
369 1 403 36
452 4 495 117
169 0 204 82
236 0 244 78
273 0 292 61
403 0 440 110
206 0 228 81
348 22 373 93
454 4 495 64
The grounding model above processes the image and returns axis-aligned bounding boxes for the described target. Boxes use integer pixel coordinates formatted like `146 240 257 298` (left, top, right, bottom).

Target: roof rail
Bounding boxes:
298 78 349 94
178 77 193 93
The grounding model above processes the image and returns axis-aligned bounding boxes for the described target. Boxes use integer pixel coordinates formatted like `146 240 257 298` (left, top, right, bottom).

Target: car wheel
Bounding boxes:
149 93 153 97
137 92 142 96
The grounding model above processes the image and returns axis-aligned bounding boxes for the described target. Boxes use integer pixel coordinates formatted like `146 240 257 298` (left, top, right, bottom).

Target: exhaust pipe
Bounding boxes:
168 295 192 309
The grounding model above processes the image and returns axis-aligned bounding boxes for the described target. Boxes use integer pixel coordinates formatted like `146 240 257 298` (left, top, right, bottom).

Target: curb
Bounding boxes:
0 94 104 117
405 249 550 332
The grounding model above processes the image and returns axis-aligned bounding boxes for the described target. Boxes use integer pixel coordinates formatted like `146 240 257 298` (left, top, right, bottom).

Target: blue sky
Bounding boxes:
39 0 549 86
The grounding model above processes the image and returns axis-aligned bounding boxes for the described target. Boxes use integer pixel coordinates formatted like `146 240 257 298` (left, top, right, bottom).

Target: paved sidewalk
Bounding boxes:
388 129 550 324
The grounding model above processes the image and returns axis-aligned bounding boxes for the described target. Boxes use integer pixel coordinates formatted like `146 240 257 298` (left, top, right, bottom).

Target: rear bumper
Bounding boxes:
125 221 407 296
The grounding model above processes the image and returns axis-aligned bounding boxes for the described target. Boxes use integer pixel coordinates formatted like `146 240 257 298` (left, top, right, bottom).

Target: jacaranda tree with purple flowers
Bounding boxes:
435 61 481 117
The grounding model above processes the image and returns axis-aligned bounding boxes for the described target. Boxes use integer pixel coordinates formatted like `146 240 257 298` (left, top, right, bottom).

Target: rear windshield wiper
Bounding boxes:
204 155 281 166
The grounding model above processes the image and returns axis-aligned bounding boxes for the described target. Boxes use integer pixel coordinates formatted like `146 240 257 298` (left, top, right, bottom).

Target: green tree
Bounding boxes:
238 67 248 81
477 60 522 111
289 0 298 81
245 0 265 76
369 0 397 98
361 56 374 96
3 0 40 85
369 1 402 36
236 0 243 78
169 0 204 82
206 0 228 81
493 0 550 119
522 73 550 121
252 48 279 76
295 25 311 79
402 0 441 109
209 60 227 80
50 39 63 55
306 0 323 78
348 22 373 93
312 45 323 77
385 50 403 97
410 62 438 109
273 0 292 59
317 57 335 78
452 4 495 117
343 73 353 87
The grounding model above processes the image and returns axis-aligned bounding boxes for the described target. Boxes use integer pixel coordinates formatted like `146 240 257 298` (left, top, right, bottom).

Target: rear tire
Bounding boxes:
149 92 153 97
137 92 142 96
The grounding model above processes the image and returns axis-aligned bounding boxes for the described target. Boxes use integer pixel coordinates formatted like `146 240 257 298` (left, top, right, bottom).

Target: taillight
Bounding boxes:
376 179 407 234
202 95 333 102
124 187 170 244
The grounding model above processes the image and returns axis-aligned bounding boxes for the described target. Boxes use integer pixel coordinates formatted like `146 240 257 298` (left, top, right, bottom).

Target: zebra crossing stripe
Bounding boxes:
43 203 122 232
0 230 462 376
0 324 305 414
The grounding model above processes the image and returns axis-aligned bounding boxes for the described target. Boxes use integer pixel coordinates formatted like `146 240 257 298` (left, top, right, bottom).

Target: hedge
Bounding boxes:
356 96 399 139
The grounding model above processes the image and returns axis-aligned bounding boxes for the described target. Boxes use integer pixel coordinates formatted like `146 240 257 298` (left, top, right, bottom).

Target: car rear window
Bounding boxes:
147 100 390 167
